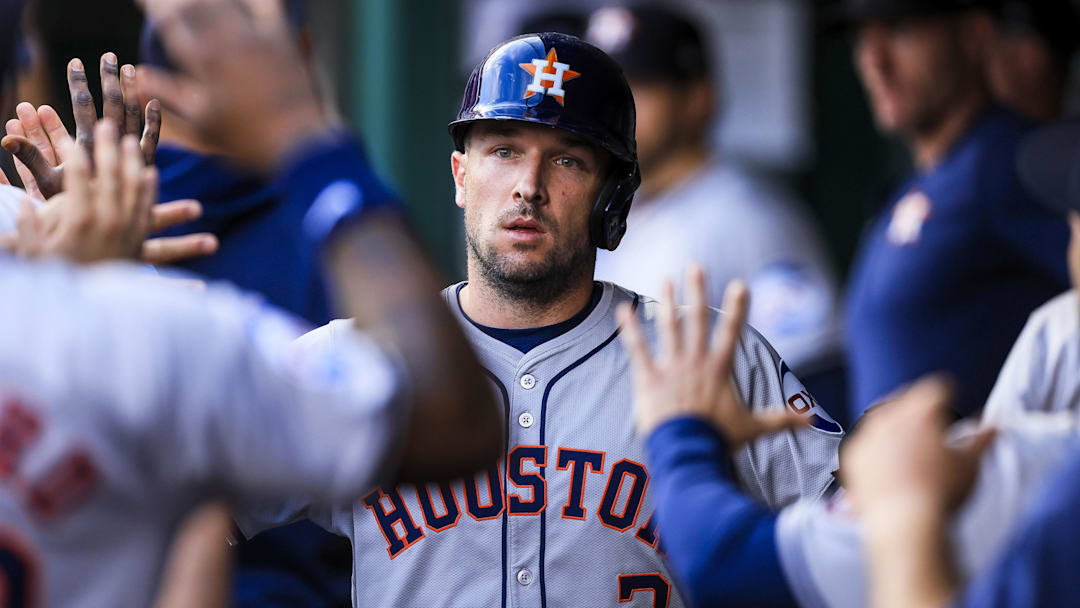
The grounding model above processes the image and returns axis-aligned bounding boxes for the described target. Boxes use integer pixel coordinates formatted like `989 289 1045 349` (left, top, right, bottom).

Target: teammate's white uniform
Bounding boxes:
248 281 842 607
0 258 408 608
982 289 1080 424
776 414 1080 608
594 160 843 371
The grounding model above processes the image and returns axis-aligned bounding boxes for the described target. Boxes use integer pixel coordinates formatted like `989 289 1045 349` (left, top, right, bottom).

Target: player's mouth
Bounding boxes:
502 218 547 242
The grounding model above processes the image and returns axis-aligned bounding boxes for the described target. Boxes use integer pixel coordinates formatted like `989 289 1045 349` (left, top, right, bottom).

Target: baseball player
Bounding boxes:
241 32 844 608
0 3 503 605
629 271 1080 608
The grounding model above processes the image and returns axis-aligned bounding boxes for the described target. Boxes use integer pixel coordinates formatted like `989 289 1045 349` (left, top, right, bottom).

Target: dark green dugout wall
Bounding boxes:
348 0 466 281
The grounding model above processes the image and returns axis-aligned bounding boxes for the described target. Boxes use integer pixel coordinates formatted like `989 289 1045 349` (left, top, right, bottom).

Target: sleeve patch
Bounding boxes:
780 361 843 434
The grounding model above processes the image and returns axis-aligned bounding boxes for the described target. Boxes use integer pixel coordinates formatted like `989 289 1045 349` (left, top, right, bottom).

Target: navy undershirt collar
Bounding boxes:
457 282 604 354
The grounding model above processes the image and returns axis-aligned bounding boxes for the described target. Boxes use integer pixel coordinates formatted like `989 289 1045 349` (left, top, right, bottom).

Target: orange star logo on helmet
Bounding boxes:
519 48 581 106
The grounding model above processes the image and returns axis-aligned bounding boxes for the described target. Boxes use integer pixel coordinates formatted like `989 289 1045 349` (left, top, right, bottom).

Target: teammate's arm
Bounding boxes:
618 267 806 607
137 0 502 485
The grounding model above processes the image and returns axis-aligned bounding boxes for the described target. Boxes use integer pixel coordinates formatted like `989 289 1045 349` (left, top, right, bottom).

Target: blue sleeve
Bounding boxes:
274 132 402 247
646 418 797 608
952 450 1080 608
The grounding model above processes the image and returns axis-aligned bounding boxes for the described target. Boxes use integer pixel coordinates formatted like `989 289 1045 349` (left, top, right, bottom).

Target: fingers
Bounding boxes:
68 58 99 153
141 100 162 165
15 102 58 165
3 120 41 197
62 139 93 229
656 279 679 361
120 135 144 222
151 199 203 232
121 64 145 137
617 302 653 376
37 106 73 162
14 197 44 257
134 166 159 236
710 280 749 376
0 168 8 186
141 233 219 264
683 263 709 355
1 135 50 196
100 53 126 129
93 121 121 228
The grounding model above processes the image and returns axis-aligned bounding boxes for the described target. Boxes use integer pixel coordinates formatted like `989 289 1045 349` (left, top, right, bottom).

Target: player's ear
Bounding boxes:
451 150 467 209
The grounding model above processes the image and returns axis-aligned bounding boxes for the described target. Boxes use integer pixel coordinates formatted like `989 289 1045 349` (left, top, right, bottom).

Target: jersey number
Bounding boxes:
0 529 39 607
618 572 671 608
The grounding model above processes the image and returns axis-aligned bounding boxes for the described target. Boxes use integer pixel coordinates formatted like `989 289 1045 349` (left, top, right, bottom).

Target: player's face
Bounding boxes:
854 16 978 136
630 78 713 178
452 122 608 301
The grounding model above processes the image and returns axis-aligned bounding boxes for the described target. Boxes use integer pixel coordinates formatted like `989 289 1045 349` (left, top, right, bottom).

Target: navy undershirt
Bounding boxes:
457 282 604 353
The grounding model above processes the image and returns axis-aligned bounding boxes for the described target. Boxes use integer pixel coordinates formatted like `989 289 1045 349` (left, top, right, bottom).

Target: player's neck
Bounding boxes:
908 88 987 171
639 144 709 200
459 269 597 330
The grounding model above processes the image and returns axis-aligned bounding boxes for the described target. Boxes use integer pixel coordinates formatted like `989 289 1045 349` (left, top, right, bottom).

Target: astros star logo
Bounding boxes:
519 48 581 106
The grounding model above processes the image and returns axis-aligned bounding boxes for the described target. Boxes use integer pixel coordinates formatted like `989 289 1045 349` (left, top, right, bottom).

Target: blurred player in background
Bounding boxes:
244 30 844 607
986 0 1079 123
0 1 503 604
578 3 848 424
832 0 1070 421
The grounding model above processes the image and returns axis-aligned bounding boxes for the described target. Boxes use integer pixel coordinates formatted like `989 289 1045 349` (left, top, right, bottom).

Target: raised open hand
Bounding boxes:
3 120 216 264
2 53 162 200
617 264 807 446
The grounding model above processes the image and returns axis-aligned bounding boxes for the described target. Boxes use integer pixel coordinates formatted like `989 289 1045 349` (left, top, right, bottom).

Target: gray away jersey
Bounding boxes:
254 281 843 608
0 259 408 608
776 413 1080 608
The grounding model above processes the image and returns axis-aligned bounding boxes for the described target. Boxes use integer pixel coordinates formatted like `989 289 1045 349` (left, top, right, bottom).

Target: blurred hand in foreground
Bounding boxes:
139 0 332 170
618 264 807 446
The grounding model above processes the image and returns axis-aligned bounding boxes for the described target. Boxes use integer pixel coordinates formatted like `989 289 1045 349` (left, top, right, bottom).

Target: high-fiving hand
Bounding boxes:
4 120 216 264
1 53 162 200
617 264 807 446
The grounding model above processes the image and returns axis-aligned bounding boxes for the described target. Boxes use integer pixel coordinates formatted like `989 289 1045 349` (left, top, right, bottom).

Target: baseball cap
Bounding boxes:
1017 120 1080 214
820 0 997 29
582 3 709 82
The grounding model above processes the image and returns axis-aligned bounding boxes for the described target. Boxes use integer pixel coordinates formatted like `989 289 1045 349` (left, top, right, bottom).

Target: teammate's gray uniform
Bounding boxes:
776 414 1080 608
255 281 842 607
0 259 408 608
982 289 1079 424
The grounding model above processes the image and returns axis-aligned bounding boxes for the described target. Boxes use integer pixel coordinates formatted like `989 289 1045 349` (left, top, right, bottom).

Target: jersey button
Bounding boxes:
518 412 535 428
520 374 536 390
516 569 533 586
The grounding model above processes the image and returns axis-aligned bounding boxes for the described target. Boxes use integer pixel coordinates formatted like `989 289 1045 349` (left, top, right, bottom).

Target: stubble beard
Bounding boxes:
465 208 595 308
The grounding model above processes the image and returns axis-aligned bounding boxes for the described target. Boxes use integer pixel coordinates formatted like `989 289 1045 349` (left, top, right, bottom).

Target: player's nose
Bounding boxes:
512 154 547 206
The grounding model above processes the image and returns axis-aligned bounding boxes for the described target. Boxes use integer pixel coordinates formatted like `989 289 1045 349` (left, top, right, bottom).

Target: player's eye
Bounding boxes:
555 157 581 169
493 147 513 159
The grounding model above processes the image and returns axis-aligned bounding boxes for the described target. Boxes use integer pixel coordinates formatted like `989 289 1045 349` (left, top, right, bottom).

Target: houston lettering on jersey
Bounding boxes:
362 445 663 559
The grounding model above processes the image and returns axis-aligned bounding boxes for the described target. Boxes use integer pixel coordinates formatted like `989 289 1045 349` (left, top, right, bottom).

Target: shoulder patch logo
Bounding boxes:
886 190 932 247
780 361 843 434
519 48 581 106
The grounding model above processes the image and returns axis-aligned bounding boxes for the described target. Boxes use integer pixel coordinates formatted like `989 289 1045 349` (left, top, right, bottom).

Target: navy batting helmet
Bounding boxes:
449 32 641 251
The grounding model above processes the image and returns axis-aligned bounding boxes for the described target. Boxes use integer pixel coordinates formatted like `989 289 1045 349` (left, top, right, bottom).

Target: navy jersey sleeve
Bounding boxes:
646 418 797 608
953 448 1080 608
275 133 401 247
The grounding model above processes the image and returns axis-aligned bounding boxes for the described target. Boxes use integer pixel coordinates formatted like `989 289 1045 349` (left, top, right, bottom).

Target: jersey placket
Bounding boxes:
506 357 545 607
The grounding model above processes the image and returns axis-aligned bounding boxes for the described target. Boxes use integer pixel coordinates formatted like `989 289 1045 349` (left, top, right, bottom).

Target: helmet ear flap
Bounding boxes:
590 162 641 250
